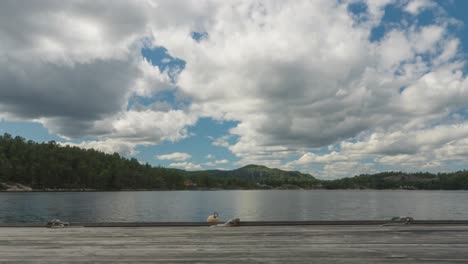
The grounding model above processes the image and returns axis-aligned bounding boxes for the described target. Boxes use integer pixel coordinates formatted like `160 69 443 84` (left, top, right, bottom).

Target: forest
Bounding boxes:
0 133 184 190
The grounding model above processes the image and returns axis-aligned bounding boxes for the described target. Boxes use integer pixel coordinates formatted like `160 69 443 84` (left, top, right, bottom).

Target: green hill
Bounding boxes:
184 164 319 189
188 164 315 179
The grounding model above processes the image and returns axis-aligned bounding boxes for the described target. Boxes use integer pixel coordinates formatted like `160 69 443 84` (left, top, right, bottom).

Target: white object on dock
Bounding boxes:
207 211 220 223
211 218 241 227
46 219 69 228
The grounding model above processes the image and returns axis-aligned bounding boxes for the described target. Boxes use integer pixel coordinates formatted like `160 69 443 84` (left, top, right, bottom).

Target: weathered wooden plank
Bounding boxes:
3 220 468 227
0 225 468 263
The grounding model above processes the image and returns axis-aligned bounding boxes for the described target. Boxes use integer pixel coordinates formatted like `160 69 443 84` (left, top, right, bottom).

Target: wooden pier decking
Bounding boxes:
1 224 468 263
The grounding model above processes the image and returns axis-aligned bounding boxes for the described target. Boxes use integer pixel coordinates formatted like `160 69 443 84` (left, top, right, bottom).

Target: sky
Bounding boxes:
1 0 468 179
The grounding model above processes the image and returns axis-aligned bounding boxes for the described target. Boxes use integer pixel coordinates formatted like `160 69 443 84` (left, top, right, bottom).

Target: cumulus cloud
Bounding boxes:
166 1 462 161
0 1 150 129
322 161 376 179
157 152 192 161
0 0 195 154
168 0 467 176
204 159 230 166
404 0 436 15
168 162 202 170
1 0 468 177
58 109 197 155
62 139 138 157
286 123 468 177
211 135 232 148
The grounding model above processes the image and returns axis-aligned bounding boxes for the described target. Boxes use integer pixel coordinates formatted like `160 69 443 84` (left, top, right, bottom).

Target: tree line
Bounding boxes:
0 133 184 190
321 171 468 190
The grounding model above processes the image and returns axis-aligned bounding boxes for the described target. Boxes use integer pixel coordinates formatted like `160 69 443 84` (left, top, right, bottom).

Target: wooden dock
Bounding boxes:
1 224 468 263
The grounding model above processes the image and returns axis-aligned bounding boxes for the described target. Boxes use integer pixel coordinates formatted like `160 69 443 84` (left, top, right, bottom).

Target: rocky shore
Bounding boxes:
0 182 32 192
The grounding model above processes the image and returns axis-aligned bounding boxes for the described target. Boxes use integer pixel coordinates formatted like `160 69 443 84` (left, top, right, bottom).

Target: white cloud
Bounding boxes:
57 109 197 155
169 162 202 170
322 161 375 179
61 139 138 156
1 0 468 177
289 152 349 166
157 152 192 161
132 58 173 97
163 0 467 175
400 66 468 115
211 135 232 148
404 0 436 15
285 122 468 178
377 154 441 169
0 1 196 152
204 159 230 166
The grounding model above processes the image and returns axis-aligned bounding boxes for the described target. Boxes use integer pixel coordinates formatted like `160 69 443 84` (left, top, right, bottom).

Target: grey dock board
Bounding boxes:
3 220 468 227
1 225 468 263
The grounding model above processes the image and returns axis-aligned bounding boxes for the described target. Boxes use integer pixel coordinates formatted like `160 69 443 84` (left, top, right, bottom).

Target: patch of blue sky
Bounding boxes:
127 90 187 111
347 1 368 24
450 160 468 172
450 109 468 121
0 120 62 143
369 2 441 43
191 31 208 42
439 1 468 75
194 118 238 140
394 56 432 80
310 146 337 155
347 1 367 15
364 0 468 76
135 118 240 169
416 8 438 25
369 4 404 42
132 46 190 111
399 85 407 94
141 46 186 82
279 152 301 164
129 92 173 107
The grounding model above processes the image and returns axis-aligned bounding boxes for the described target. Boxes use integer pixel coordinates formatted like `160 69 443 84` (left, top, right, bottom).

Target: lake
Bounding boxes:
1 190 468 223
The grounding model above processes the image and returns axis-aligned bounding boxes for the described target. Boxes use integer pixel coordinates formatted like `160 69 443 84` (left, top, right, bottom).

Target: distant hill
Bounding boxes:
185 165 468 190
187 164 316 179
184 164 319 189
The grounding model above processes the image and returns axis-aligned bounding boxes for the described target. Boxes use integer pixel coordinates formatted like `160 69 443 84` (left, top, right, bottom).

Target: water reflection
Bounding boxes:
0 190 468 223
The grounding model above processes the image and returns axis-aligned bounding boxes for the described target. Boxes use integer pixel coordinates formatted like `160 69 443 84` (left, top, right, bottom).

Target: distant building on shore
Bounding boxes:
184 180 197 187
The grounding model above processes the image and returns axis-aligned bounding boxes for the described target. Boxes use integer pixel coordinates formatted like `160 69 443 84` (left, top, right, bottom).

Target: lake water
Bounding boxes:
1 190 468 223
